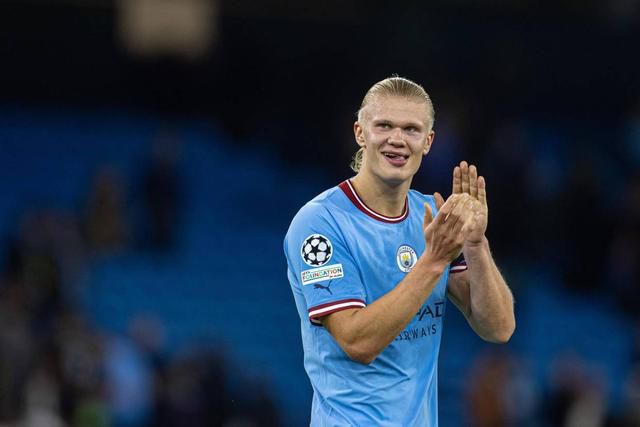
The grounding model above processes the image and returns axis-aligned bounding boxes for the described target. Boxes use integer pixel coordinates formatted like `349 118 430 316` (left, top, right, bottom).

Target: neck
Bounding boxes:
350 171 411 217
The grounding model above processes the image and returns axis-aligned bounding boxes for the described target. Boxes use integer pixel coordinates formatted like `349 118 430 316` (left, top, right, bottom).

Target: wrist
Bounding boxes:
416 254 448 276
463 236 489 254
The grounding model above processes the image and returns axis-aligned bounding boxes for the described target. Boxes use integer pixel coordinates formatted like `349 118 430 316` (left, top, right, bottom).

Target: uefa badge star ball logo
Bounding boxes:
396 245 417 272
301 234 333 267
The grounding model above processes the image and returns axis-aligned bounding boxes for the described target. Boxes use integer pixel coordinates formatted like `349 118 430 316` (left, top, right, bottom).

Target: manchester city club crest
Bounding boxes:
396 245 417 273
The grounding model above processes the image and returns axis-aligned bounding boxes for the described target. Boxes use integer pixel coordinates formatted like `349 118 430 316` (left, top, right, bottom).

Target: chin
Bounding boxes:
378 170 414 187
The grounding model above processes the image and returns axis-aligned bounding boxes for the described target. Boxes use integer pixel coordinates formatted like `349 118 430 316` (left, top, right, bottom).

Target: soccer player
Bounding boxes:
284 77 515 426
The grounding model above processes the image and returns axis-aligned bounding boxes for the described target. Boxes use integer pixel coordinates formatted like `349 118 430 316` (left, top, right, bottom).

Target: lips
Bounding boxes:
382 152 409 166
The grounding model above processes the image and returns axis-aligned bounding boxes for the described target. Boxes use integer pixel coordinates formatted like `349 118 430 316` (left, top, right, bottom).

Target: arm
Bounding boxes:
447 238 515 343
323 193 474 364
447 161 515 343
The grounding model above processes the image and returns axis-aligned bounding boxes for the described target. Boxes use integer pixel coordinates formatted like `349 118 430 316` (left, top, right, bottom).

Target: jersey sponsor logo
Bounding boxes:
395 300 445 342
301 263 344 285
301 234 333 267
396 244 417 272
417 301 445 320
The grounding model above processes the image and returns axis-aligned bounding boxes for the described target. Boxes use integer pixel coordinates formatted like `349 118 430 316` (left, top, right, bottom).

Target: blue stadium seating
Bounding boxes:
0 110 633 427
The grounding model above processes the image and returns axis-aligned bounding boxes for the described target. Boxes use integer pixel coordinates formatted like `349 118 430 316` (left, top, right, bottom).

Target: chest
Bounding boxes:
341 214 448 302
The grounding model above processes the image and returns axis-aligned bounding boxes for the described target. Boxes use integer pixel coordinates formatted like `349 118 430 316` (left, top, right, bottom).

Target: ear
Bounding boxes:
354 121 366 148
423 130 435 156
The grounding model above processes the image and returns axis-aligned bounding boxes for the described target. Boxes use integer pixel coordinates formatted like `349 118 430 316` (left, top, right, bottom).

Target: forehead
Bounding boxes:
364 95 430 125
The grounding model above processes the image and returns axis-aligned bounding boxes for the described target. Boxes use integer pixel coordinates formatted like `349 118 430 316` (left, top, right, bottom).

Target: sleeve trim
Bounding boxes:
449 264 468 273
449 257 467 274
308 298 366 320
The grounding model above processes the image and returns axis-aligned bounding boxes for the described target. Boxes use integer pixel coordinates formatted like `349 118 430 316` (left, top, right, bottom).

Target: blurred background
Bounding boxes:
0 0 639 426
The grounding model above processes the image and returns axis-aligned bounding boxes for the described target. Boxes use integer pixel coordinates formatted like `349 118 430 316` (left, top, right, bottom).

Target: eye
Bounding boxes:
377 123 392 129
405 126 418 133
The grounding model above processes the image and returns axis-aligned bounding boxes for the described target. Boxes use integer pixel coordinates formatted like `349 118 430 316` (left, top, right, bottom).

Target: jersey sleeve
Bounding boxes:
449 254 468 273
284 202 367 326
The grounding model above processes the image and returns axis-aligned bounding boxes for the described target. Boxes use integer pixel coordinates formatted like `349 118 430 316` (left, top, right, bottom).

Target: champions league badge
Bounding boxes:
396 245 417 272
301 234 333 267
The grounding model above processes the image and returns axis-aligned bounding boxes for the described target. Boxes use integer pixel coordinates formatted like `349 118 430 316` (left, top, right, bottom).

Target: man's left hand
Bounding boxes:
452 161 488 246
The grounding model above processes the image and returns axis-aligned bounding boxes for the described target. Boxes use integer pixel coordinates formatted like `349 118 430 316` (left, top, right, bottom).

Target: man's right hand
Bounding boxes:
422 193 474 270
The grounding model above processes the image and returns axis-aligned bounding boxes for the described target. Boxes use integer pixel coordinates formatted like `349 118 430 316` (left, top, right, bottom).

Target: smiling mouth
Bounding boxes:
382 152 409 166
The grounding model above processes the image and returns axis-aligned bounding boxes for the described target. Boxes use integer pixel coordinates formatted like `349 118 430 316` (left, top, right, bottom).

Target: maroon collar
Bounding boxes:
338 180 409 223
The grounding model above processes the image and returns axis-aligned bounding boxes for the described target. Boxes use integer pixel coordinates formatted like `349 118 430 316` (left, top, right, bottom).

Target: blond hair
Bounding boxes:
351 76 435 172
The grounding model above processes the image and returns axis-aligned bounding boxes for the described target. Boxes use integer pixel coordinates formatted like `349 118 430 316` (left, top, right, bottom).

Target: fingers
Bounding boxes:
423 202 433 230
436 194 461 225
455 160 483 201
460 161 470 194
452 166 462 194
469 165 478 198
434 192 445 210
478 176 487 206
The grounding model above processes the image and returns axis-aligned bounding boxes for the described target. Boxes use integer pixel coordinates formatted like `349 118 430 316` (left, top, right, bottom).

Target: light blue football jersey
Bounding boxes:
284 180 467 427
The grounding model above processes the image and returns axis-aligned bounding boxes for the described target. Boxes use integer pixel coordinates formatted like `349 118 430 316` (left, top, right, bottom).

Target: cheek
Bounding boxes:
410 137 427 153
366 129 379 140
364 133 384 149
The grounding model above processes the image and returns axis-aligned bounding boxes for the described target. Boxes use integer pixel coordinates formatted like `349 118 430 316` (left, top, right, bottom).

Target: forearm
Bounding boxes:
324 256 446 364
463 237 515 343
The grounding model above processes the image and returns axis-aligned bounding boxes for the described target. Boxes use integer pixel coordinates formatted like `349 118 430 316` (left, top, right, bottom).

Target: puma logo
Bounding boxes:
314 283 333 295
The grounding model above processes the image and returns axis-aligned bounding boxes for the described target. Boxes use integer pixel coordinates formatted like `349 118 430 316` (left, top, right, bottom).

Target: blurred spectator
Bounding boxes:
84 167 129 253
565 386 607 427
142 135 183 251
502 358 539 427
463 351 551 427
545 353 608 427
23 344 65 427
153 349 228 427
104 333 154 427
17 213 65 329
129 314 167 370
617 364 640 426
0 295 34 422
55 311 106 425
223 378 280 427
466 350 511 427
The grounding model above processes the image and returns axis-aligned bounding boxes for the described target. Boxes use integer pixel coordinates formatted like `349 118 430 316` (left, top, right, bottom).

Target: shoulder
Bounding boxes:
285 186 346 246
290 187 342 225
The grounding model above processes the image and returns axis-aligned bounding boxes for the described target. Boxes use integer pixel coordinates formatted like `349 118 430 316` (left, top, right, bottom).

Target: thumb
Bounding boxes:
434 192 445 210
423 202 434 230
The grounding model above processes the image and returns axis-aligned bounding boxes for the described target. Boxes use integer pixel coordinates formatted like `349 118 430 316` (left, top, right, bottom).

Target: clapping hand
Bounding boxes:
452 161 488 246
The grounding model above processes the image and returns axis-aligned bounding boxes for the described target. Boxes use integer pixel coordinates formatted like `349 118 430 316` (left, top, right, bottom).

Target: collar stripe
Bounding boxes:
339 180 409 223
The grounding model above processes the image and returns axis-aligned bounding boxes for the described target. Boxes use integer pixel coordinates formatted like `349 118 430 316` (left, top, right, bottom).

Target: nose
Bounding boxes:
388 127 405 145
